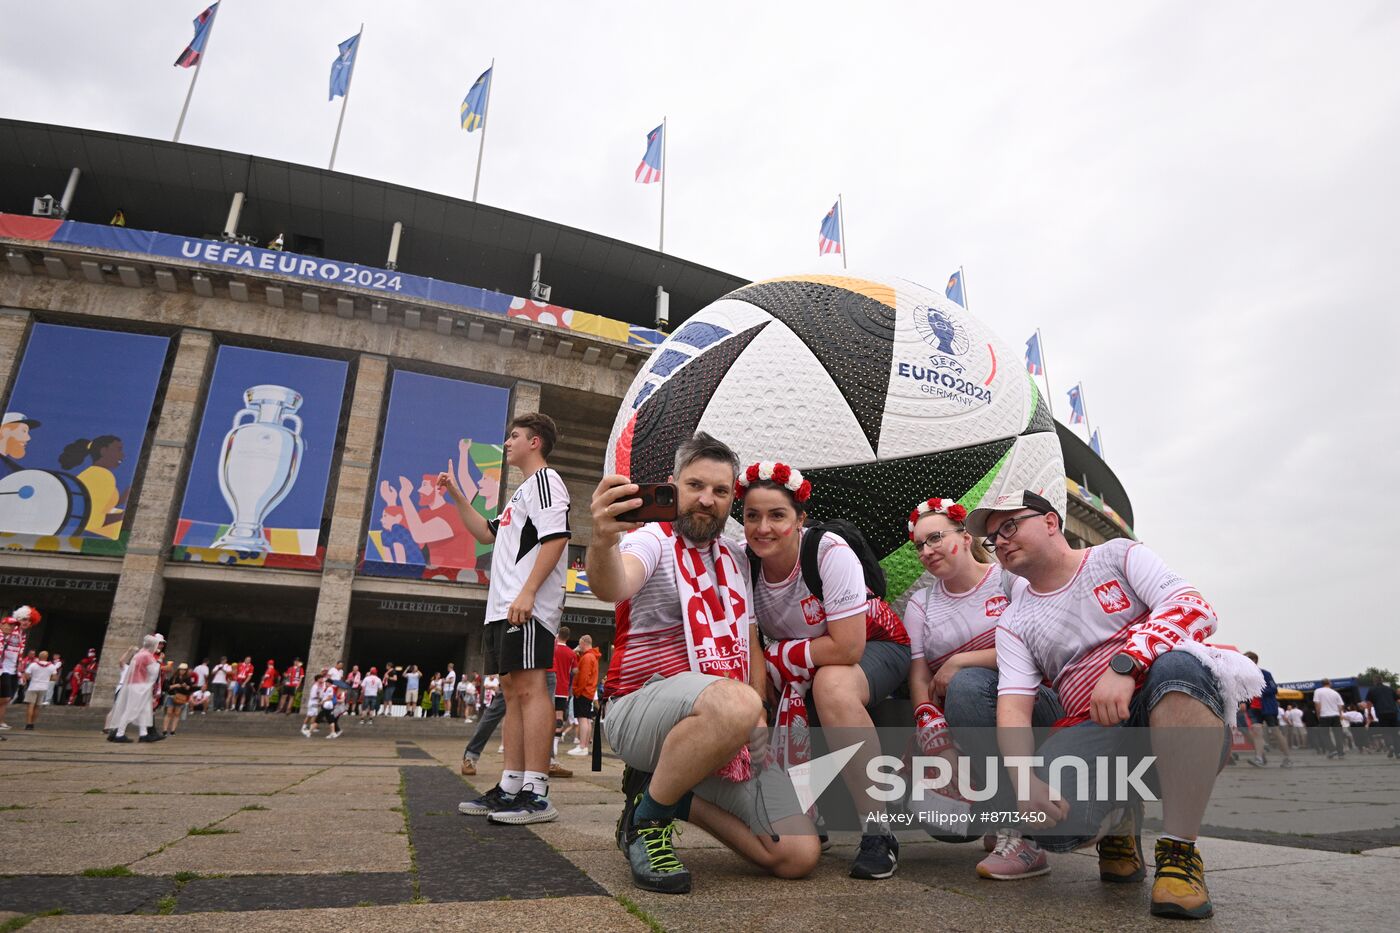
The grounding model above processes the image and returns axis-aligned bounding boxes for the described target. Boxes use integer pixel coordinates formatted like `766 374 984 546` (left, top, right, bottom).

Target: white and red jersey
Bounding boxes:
753 528 909 645
604 524 751 699
906 564 1005 675
1 628 25 675
995 539 1206 718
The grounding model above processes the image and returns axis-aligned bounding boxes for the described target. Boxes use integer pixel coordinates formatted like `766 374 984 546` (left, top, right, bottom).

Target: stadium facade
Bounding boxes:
0 120 1135 705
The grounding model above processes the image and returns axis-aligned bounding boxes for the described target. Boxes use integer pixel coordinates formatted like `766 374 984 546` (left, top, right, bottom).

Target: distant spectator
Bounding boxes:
210 657 231 711
162 663 195 736
21 651 58 731
1367 682 1399 758
1313 680 1346 759
404 665 422 717
360 667 382 724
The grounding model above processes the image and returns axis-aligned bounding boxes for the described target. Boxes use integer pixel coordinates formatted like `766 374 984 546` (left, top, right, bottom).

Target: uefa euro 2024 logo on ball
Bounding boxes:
913 305 971 375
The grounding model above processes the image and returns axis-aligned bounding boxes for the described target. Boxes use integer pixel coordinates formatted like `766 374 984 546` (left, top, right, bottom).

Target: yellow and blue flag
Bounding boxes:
945 270 965 307
461 67 492 132
329 33 360 100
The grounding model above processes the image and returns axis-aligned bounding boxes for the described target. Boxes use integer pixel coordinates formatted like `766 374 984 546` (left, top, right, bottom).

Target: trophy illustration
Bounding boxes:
211 385 304 552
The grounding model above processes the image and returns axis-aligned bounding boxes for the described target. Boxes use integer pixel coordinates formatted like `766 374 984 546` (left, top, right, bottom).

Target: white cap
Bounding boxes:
1 412 40 428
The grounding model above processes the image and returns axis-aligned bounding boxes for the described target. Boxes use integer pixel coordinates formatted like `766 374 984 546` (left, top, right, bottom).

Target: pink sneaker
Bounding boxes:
976 830 1050 880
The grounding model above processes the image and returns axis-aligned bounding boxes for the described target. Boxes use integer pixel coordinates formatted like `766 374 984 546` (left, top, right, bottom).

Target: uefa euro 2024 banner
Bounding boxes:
361 370 508 583
0 323 170 556
171 346 348 569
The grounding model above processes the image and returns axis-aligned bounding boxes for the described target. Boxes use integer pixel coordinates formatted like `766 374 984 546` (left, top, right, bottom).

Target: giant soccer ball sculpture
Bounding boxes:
606 273 1066 599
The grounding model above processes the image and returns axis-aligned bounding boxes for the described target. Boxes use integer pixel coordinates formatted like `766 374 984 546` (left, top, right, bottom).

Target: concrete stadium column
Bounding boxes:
0 308 32 399
502 380 541 498
164 614 201 667
91 330 215 706
304 355 389 695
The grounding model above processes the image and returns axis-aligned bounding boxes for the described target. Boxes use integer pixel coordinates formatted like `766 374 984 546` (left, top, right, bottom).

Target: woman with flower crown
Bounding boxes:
737 461 910 882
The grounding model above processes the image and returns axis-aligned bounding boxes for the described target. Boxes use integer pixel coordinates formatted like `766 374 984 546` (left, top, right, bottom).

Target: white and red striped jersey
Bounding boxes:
0 628 25 675
604 524 752 699
906 564 1006 675
995 539 1204 718
753 528 910 646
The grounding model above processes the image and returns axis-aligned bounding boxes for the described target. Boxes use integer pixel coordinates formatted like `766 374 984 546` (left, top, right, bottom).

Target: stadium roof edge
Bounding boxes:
0 118 749 329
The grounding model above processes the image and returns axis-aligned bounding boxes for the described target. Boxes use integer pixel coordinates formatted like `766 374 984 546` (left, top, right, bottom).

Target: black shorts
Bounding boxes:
483 619 554 675
1247 709 1279 727
554 695 569 713
0 672 16 700
572 696 595 719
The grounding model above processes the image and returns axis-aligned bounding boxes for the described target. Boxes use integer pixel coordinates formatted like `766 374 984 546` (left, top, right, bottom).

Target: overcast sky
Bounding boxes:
2 1 1396 681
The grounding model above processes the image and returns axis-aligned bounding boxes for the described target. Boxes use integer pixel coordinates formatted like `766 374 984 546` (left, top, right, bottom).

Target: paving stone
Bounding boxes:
0 875 174 916
175 871 414 912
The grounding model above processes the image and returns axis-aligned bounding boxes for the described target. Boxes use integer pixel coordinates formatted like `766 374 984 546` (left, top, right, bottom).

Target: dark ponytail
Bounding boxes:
58 438 94 471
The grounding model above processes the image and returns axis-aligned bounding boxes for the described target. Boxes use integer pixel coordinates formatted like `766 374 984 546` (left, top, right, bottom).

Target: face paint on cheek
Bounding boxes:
951 544 959 555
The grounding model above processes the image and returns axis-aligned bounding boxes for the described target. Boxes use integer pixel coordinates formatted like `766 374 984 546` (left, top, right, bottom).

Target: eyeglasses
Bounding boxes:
981 511 1045 550
914 530 963 551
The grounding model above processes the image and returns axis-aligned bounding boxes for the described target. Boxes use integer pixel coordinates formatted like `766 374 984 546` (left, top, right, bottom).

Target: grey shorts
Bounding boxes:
804 639 911 725
606 672 805 838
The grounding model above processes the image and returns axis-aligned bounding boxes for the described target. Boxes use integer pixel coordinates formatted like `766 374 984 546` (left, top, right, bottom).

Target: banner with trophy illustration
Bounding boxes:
171 346 348 569
361 370 508 583
0 323 170 556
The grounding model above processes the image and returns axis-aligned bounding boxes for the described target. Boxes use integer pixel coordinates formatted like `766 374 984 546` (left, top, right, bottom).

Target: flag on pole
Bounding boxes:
1025 333 1044 375
818 201 842 255
174 3 219 68
1090 429 1103 456
329 33 360 100
460 66 492 132
1067 384 1086 424
635 124 664 183
945 270 965 307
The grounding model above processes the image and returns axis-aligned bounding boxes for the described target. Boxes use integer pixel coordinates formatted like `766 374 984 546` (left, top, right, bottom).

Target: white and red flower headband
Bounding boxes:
908 497 967 539
736 461 813 504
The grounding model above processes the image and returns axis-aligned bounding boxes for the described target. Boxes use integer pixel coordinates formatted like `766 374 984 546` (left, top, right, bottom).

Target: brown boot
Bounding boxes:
460 758 476 776
548 760 573 779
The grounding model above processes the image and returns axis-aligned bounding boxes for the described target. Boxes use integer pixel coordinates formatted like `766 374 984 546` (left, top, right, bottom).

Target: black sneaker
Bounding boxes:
109 734 131 743
625 818 692 894
457 784 517 816
616 765 652 851
139 732 165 743
488 789 559 825
850 832 899 879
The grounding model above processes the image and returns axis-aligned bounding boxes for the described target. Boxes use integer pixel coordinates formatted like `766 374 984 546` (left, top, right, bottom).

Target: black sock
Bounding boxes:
633 791 680 826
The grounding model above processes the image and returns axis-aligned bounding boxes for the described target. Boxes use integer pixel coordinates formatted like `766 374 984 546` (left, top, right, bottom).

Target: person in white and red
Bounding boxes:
0 611 32 734
1312 679 1346 759
586 432 818 896
22 650 58 730
946 490 1261 922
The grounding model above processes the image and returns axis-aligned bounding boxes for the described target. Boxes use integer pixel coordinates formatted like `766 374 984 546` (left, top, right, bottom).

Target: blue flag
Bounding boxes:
460 66 493 131
1090 429 1103 456
329 33 360 101
1025 333 1044 375
818 201 842 255
1068 384 1086 424
635 124 664 184
174 3 219 68
945 270 965 307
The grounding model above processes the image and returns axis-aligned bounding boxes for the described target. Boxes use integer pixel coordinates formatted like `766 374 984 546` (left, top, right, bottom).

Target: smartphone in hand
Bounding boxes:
616 483 679 523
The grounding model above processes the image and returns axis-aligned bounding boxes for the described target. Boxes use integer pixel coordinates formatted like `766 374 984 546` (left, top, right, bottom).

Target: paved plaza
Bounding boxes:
1 713 1398 931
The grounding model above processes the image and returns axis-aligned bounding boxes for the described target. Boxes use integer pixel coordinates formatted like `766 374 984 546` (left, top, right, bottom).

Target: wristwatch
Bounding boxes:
1109 652 1142 677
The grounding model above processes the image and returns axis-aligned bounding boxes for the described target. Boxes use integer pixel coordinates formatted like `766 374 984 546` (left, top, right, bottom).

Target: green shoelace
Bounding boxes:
637 822 685 873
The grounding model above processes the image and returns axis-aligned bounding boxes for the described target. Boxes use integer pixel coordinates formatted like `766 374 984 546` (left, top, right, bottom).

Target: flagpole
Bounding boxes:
1078 381 1094 437
837 193 847 270
328 23 364 172
959 265 968 310
471 58 495 202
658 116 668 252
1036 327 1057 421
173 4 222 143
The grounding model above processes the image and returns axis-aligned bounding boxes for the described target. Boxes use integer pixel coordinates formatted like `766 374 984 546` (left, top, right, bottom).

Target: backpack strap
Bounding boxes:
799 526 827 603
746 545 761 594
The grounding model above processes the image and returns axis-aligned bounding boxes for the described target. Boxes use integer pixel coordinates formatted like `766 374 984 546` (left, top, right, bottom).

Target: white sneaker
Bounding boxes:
326 731 340 739
497 744 504 753
566 745 589 757
0 723 10 730
300 726 311 737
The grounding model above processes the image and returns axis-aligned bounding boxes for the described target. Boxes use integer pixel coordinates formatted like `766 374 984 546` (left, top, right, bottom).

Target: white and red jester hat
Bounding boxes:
11 606 41 628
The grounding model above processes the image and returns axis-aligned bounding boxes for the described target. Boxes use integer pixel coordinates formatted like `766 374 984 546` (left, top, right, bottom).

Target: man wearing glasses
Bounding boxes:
943 491 1255 921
